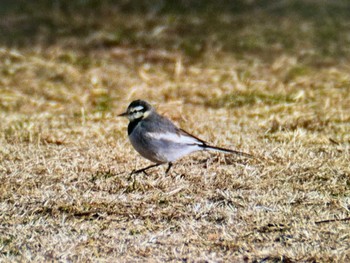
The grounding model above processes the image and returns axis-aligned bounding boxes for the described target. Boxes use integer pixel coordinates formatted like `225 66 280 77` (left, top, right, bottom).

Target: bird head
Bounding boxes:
118 100 153 121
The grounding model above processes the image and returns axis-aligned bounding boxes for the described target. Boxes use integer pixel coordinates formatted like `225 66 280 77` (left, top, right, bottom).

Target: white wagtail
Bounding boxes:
119 100 252 174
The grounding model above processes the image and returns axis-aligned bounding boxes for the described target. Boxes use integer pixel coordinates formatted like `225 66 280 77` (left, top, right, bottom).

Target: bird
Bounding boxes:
118 99 252 175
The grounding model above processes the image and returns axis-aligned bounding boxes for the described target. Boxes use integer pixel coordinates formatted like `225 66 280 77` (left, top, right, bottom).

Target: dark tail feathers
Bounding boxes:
202 144 253 158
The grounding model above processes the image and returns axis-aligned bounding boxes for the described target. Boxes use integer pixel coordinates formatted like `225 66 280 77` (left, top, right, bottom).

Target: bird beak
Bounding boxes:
118 112 128 117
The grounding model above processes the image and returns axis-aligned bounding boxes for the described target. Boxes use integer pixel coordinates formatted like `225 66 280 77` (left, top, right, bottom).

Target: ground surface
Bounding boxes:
1 1 350 262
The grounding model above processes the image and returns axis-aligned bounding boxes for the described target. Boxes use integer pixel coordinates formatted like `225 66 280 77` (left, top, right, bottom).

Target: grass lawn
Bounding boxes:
1 1 350 262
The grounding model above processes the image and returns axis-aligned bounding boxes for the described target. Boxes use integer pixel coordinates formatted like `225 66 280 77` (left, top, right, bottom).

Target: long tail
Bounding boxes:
202 144 253 158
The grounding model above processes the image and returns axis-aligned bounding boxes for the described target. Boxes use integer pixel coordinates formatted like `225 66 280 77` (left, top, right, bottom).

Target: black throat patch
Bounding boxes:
128 118 142 135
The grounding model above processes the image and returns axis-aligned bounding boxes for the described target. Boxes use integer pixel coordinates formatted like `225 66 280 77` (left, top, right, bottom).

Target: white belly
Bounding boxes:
129 130 202 163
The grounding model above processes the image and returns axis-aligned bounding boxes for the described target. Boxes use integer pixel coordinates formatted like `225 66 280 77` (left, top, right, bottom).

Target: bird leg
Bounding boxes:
130 163 162 175
165 162 173 174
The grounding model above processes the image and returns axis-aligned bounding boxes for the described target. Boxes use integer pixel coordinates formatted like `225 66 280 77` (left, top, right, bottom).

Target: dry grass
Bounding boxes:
1 2 350 262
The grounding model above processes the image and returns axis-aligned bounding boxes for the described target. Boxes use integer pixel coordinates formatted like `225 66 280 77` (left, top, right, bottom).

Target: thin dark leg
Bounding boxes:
165 162 173 174
130 163 162 175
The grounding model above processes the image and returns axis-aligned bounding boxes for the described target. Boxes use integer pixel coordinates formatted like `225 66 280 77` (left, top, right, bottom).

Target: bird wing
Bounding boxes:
178 129 207 145
142 113 207 146
145 128 206 146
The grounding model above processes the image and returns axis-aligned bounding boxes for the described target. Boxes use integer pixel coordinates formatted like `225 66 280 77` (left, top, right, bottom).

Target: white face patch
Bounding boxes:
146 132 202 145
128 111 143 121
128 109 151 121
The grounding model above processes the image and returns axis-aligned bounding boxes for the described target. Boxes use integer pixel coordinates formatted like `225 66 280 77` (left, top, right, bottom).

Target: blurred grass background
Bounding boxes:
1 0 350 113
1 0 350 61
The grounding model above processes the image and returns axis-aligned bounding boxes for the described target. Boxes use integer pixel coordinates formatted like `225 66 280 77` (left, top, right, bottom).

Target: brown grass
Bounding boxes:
1 2 350 262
